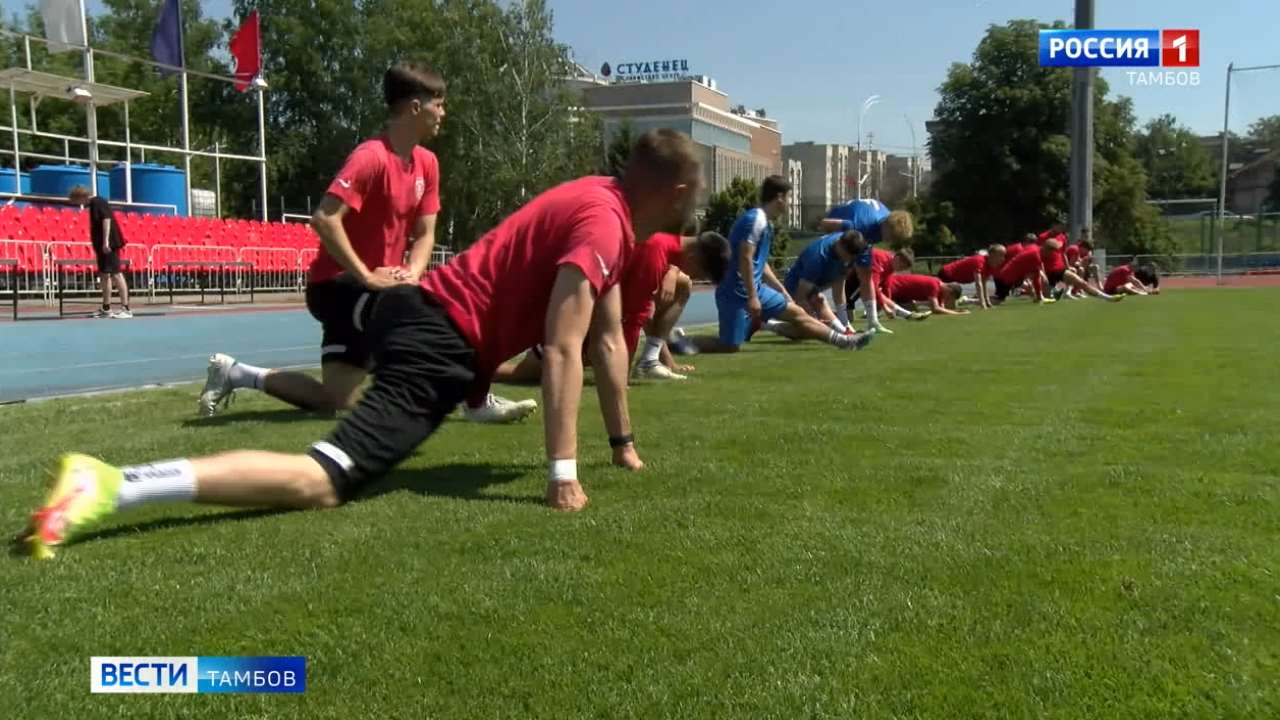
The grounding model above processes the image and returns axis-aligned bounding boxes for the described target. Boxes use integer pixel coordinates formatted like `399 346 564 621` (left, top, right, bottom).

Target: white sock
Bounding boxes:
228 361 268 390
117 459 198 510
893 306 912 319
640 336 663 366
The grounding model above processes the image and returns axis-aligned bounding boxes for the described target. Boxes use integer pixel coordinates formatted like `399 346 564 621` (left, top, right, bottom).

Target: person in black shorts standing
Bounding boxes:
69 185 131 319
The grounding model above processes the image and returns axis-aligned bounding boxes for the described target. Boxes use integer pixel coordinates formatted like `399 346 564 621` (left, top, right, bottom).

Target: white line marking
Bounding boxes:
0 346 315 376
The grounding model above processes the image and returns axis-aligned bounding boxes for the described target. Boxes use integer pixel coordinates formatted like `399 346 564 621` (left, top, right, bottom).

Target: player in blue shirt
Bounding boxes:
691 176 872 353
819 198 915 333
779 229 863 334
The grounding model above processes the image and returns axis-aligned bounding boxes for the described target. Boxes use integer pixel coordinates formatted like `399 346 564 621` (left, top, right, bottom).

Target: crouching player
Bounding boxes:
937 244 1005 309
494 231 730 383
844 247 929 334
775 229 864 334
889 273 970 316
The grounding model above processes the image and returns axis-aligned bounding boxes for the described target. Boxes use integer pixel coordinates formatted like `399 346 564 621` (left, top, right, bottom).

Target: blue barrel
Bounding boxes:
110 163 187 216
30 164 94 198
0 167 29 193
96 170 111 199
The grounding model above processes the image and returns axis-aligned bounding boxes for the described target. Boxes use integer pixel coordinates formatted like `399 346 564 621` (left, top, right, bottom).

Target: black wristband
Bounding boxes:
609 434 634 448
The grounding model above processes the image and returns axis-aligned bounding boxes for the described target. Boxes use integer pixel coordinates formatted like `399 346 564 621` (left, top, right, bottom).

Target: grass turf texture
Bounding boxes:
2 289 1279 719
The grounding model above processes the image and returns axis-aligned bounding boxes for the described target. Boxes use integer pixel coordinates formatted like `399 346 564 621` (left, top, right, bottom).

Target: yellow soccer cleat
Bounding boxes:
18 454 124 559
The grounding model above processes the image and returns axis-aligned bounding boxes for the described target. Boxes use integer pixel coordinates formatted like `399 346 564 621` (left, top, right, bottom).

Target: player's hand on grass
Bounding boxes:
672 363 695 373
545 479 589 511
612 444 644 471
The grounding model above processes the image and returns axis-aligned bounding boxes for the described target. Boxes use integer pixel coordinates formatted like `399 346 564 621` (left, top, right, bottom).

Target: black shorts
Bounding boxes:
306 276 375 368
1045 270 1065 287
992 276 1014 300
95 248 121 274
308 285 477 500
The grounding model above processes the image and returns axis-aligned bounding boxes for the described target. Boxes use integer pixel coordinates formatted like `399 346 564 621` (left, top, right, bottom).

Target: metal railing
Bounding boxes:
0 240 459 305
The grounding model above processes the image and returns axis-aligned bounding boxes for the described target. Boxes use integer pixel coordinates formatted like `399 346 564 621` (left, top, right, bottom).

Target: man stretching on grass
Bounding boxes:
842 247 928 334
196 63 533 424
491 230 730 384
888 273 970 316
691 176 871 353
937 244 1005 309
818 198 919 333
778 229 864 333
1103 262 1160 296
18 129 703 558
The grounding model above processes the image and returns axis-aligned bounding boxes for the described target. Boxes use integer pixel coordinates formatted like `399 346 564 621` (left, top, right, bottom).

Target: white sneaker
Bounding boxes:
110 308 133 319
633 362 687 381
92 308 111 318
668 327 698 356
198 353 237 417
463 393 538 423
835 330 874 351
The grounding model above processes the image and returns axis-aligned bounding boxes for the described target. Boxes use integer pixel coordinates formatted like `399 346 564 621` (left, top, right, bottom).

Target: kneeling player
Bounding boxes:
889 273 969 316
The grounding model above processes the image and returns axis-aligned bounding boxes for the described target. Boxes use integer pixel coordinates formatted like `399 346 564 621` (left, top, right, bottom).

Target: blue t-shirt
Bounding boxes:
825 199 890 242
718 207 772 300
785 232 851 295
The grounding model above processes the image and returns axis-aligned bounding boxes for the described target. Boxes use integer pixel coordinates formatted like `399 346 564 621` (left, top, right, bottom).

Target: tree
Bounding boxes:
902 194 958 256
1135 114 1216 199
703 177 758 237
603 120 636 177
930 19 1173 256
1247 115 1280 151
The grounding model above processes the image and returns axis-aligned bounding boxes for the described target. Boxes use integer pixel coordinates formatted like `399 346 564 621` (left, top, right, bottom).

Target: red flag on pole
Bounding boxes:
229 11 261 92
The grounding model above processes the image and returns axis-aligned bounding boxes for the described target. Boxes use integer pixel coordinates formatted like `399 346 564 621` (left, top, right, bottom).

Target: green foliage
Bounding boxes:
703 177 759 237
1135 114 1216 200
930 19 1165 254
902 194 959 255
604 120 636 178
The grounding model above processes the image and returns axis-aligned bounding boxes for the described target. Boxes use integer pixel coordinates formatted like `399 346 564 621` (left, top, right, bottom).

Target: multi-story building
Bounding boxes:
573 76 782 206
783 158 804 229
781 142 853 228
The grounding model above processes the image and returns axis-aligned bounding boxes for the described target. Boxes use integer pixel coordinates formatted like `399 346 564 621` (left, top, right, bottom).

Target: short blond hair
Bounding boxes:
883 210 914 244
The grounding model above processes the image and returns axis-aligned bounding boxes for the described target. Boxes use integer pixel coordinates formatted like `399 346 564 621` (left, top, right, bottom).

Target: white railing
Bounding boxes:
0 241 462 305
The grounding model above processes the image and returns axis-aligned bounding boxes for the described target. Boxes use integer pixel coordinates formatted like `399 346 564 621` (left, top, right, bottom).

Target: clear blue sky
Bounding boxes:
78 0 1280 153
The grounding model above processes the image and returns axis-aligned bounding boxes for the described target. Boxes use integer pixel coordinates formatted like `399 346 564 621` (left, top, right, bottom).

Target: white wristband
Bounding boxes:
893 306 912 319
549 458 578 482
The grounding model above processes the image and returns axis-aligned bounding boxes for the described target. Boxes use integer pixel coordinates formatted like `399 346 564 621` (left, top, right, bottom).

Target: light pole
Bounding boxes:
856 94 881 200
903 114 919 199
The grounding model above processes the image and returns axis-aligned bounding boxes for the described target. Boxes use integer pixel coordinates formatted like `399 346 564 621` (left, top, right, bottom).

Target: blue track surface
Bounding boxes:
0 292 721 403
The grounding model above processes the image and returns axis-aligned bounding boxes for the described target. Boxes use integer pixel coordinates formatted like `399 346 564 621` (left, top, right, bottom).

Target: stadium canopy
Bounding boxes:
0 68 149 106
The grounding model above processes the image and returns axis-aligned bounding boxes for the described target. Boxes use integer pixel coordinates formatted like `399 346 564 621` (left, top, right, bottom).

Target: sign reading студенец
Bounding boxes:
600 58 692 83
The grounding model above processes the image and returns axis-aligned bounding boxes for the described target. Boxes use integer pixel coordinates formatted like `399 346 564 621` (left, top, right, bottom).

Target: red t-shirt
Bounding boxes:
996 247 1044 285
621 232 682 353
421 176 634 381
308 137 441 284
1065 244 1091 266
1103 264 1133 294
1038 230 1068 273
844 247 896 305
888 273 942 303
941 254 987 283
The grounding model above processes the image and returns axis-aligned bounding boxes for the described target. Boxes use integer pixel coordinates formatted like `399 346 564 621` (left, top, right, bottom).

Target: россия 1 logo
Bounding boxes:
1039 28 1200 86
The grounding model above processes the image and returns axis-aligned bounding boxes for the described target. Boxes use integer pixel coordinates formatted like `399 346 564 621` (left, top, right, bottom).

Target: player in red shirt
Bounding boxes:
195 64 533 421
490 231 729 384
993 242 1050 303
1061 230 1099 299
843 247 927 334
20 130 707 558
938 244 1005 308
1103 263 1160 295
888 273 969 316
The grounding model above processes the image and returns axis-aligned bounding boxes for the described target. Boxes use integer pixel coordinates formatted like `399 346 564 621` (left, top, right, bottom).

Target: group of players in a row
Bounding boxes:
15 63 1157 558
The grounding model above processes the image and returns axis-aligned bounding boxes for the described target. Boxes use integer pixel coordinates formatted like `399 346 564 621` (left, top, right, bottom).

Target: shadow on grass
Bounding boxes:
10 462 540 556
359 462 540 507
182 408 335 428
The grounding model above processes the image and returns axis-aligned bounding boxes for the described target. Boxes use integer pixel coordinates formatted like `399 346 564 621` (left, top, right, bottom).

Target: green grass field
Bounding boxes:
3 290 1279 718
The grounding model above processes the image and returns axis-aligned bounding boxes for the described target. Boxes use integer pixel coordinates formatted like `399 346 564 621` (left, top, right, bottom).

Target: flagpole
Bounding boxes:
78 0 100 197
257 82 268 221
177 3 191 217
